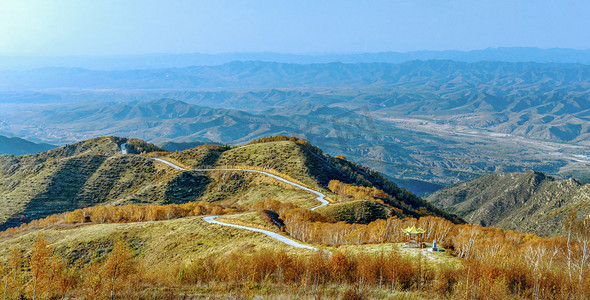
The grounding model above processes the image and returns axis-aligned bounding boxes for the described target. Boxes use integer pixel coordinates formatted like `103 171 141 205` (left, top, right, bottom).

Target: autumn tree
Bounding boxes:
80 263 104 299
564 212 590 286
453 225 482 260
101 239 136 299
331 252 352 283
66 209 84 223
3 247 23 298
27 234 52 300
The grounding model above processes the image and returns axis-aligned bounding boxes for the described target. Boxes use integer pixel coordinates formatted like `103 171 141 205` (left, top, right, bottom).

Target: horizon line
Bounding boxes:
2 46 590 58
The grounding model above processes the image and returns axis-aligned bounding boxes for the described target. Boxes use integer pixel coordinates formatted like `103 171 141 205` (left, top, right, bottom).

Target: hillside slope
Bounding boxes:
0 136 462 230
168 137 462 223
0 135 55 155
0 137 175 229
0 137 319 230
426 170 590 236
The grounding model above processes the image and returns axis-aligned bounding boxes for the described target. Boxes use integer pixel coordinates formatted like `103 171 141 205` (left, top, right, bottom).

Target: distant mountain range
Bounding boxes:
1 59 589 194
426 170 590 237
1 47 590 70
0 135 55 155
2 59 590 92
2 97 587 194
2 59 590 144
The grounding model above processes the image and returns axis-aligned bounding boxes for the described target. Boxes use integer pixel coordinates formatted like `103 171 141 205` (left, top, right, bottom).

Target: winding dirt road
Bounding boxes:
202 216 317 250
152 157 328 250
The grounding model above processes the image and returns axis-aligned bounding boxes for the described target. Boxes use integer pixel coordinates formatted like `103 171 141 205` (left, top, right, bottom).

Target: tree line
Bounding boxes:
0 202 241 240
1 235 137 299
254 199 590 299
4 231 587 299
0 188 588 298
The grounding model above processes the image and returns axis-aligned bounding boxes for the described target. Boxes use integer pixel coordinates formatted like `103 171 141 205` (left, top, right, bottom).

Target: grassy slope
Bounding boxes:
169 140 462 223
0 136 467 263
0 214 457 272
0 216 313 269
1 135 463 232
0 137 186 229
426 170 590 236
0 139 327 230
314 200 392 224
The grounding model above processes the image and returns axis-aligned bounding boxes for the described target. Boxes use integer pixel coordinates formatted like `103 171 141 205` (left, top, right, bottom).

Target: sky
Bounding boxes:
0 0 589 56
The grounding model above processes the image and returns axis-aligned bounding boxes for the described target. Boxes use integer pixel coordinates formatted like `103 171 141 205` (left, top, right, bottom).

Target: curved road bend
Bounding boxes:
151 158 329 210
203 216 317 250
152 157 329 250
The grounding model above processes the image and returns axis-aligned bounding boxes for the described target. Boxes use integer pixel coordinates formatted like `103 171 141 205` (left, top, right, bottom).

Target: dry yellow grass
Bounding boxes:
0 216 316 268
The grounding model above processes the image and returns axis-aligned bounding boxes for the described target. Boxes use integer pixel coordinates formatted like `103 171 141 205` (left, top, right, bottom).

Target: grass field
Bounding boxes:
0 216 317 267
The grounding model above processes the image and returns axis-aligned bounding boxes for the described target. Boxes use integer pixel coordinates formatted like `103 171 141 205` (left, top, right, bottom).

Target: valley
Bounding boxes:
2 60 590 195
0 54 589 299
0 136 588 298
1 0 589 296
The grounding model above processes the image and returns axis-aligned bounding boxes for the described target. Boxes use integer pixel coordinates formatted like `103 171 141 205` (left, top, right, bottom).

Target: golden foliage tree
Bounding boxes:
101 239 136 299
27 234 52 300
3 247 24 298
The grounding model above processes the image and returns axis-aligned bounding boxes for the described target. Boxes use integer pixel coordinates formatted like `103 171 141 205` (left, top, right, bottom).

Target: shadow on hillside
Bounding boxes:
164 172 211 204
0 155 109 231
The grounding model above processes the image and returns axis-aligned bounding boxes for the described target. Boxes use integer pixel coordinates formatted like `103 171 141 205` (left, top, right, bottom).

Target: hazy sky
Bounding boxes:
0 0 589 56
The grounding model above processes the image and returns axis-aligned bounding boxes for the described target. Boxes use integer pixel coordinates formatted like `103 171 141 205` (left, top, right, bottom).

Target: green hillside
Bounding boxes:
426 170 590 236
314 200 392 224
168 137 463 223
0 137 170 229
0 137 315 230
0 137 588 299
0 136 462 230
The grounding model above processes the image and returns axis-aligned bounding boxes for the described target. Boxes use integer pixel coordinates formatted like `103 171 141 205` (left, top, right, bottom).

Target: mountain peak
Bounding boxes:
427 170 589 236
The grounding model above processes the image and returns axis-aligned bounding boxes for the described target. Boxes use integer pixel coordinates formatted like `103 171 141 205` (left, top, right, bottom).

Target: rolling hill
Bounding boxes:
426 170 590 236
3 96 588 195
2 60 590 194
0 135 461 230
0 136 587 299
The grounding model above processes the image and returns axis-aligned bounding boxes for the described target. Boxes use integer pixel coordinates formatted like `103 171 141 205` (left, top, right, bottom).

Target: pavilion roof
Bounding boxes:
402 225 426 234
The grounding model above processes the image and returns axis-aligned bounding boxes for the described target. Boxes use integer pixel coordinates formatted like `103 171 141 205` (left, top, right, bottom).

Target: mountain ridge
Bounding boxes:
0 135 56 155
426 170 590 236
0 135 462 230
2 59 590 91
2 47 590 70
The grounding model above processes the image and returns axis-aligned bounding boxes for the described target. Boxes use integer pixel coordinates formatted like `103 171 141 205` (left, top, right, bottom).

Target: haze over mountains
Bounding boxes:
1 49 590 195
0 135 55 155
2 47 590 70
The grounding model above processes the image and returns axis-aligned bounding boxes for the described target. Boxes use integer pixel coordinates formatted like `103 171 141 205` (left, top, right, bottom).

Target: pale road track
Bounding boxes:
202 216 317 251
151 157 329 251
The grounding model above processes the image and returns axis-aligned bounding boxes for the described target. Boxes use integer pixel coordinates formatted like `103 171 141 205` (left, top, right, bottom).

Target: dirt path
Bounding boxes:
202 216 317 250
152 157 328 250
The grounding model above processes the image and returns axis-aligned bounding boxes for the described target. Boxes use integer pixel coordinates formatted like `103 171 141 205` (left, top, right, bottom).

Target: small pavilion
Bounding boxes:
402 225 426 248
